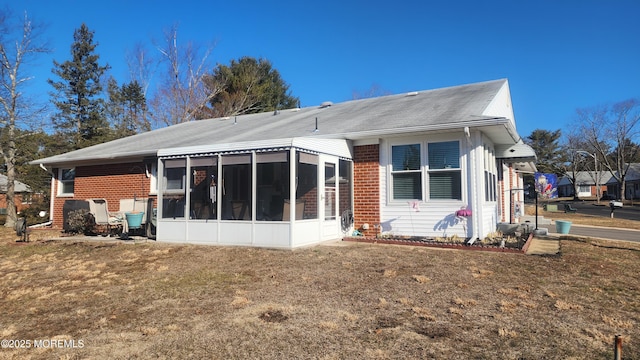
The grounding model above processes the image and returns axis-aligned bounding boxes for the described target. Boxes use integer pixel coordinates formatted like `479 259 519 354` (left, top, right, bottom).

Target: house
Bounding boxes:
0 174 32 215
605 163 640 200
31 79 536 248
557 171 613 198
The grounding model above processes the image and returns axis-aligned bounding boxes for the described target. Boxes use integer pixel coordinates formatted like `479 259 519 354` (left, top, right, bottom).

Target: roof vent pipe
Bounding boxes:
314 117 319 132
320 101 333 108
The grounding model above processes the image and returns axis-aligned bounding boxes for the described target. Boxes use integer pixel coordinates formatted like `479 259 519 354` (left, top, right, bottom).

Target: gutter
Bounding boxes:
319 117 513 141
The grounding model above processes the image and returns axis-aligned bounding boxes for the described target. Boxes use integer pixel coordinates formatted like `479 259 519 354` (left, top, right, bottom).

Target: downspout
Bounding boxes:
464 127 480 244
40 164 55 222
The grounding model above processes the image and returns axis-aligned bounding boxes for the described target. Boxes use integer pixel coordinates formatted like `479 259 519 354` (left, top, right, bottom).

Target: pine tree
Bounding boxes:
202 57 299 118
48 23 111 150
106 77 149 137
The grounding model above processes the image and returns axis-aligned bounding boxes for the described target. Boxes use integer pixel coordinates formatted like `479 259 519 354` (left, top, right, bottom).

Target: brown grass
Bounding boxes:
1 227 640 358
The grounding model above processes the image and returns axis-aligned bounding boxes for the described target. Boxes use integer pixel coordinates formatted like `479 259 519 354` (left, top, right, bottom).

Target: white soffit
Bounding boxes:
495 143 537 161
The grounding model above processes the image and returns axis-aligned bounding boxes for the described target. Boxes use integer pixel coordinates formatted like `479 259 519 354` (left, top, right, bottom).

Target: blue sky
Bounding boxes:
10 0 640 138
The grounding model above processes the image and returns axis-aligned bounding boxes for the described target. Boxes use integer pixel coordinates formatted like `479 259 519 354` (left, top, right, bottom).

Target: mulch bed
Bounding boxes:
343 233 534 254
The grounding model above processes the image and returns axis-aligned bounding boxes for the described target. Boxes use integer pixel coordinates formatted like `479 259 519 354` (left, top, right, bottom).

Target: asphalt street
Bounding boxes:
530 201 640 242
554 201 639 222
538 223 640 243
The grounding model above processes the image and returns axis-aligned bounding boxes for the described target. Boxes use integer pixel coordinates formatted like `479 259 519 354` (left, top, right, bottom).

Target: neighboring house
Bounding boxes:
605 163 640 200
557 171 613 198
0 174 32 214
31 79 536 248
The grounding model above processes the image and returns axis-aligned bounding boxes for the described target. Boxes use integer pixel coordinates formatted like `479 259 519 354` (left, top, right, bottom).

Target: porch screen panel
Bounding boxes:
190 157 218 220
222 154 252 220
256 152 289 221
338 160 353 219
162 159 186 219
296 151 318 219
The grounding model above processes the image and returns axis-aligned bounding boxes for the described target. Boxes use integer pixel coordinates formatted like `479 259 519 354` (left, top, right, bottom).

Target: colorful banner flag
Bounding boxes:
534 173 558 199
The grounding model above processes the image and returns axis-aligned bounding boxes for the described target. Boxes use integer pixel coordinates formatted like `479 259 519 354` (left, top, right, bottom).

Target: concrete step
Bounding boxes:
521 215 552 225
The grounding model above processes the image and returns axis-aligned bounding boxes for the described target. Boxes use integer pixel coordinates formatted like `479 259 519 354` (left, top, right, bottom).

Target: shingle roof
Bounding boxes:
0 174 31 193
33 79 514 166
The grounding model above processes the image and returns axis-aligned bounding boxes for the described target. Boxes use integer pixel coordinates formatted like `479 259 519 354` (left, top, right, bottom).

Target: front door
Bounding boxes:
320 156 339 240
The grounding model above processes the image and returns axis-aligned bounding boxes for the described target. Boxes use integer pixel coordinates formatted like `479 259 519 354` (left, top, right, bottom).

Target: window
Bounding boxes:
484 145 497 202
428 141 461 200
389 140 463 202
58 168 75 196
391 144 422 200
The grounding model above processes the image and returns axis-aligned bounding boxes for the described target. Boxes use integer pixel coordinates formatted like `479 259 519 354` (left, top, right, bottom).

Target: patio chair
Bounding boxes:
283 199 305 220
87 198 123 236
118 198 148 236
564 203 577 213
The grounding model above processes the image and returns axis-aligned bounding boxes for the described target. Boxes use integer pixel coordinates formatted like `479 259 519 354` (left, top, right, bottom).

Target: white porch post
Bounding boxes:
289 147 296 248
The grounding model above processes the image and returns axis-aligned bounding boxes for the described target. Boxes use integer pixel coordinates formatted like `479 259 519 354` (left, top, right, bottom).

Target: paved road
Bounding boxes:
538 223 640 243
555 201 640 222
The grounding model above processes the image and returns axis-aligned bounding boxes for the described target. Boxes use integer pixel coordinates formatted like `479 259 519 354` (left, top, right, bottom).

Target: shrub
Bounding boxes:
65 209 96 235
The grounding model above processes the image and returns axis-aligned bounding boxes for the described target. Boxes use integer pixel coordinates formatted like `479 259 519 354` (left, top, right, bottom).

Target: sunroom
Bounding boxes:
155 138 353 248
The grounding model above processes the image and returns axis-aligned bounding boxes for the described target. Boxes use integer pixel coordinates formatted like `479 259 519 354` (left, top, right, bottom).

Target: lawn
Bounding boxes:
1 227 639 359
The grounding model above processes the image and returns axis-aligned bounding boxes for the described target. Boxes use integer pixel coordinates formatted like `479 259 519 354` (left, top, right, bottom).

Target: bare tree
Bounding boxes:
0 9 50 228
351 83 392 100
577 99 640 200
126 42 157 98
149 25 220 125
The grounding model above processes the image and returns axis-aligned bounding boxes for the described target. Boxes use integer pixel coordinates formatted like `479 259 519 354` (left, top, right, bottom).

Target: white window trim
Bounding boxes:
57 167 75 197
389 143 423 201
387 136 466 204
148 162 158 195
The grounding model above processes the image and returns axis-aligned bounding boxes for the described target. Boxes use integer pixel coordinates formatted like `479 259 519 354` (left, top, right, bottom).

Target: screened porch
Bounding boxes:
155 139 353 248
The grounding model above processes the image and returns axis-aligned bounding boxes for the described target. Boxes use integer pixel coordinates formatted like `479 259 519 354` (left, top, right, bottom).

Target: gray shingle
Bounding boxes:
33 79 508 166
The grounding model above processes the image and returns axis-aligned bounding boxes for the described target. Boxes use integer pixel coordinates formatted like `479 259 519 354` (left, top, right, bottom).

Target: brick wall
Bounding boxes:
52 162 156 228
353 144 380 236
0 193 29 213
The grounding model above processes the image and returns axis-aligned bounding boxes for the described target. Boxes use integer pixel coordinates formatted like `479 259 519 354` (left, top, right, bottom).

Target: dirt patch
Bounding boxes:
1 227 639 358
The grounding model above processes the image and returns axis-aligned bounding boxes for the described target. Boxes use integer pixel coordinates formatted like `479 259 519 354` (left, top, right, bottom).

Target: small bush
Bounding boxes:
65 209 96 235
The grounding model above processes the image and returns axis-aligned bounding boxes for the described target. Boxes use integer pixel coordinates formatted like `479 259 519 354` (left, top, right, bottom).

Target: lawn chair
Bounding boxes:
564 203 577 213
119 198 148 237
87 198 124 236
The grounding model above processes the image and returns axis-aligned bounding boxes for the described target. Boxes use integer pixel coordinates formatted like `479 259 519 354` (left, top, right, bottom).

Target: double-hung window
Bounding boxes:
58 168 75 196
391 144 422 200
427 141 462 200
390 140 463 201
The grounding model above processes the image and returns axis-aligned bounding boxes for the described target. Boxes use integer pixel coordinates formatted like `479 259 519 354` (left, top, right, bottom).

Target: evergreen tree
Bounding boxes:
106 78 149 137
48 23 111 150
202 57 299 118
525 129 566 175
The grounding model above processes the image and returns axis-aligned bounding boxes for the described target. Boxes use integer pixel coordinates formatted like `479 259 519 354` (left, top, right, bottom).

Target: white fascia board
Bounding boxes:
327 117 514 142
158 137 353 159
